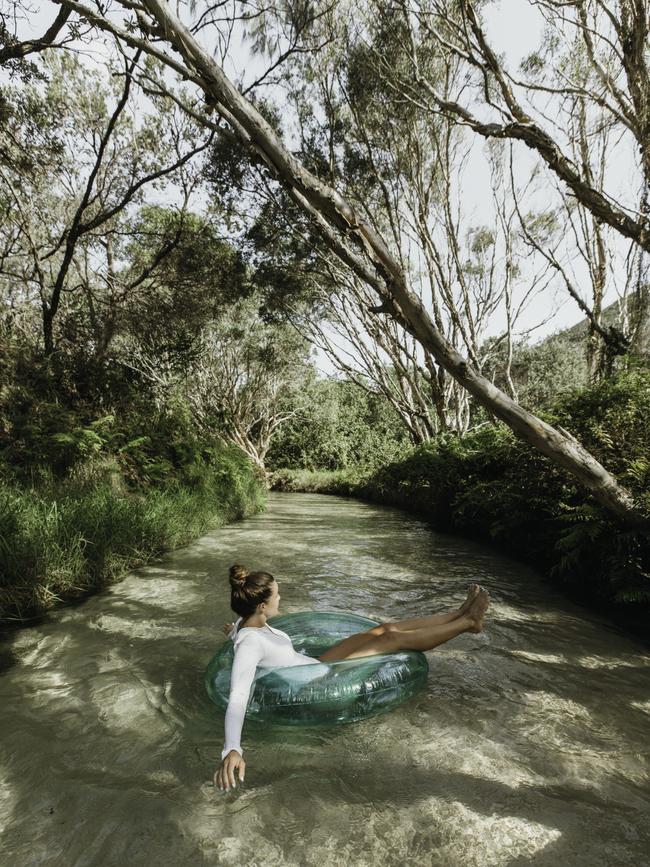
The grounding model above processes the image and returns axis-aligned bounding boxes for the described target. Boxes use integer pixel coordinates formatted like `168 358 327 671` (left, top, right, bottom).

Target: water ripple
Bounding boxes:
1 492 649 866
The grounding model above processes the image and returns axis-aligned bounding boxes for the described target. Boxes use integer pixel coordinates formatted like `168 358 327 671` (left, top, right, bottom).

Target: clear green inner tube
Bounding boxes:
205 611 430 727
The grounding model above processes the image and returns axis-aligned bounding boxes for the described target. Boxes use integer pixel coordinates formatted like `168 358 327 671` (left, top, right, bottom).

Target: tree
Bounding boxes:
399 0 650 252
232 36 553 437
0 2 76 68
0 50 212 354
184 295 314 471
25 0 650 523
397 0 650 361
267 375 412 470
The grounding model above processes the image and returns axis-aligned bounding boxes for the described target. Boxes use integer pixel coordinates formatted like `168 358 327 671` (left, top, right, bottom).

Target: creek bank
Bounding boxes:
0 445 266 626
271 420 650 644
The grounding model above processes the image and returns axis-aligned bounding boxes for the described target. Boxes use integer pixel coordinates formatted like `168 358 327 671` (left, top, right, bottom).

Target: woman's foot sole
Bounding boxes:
467 588 490 633
457 583 481 618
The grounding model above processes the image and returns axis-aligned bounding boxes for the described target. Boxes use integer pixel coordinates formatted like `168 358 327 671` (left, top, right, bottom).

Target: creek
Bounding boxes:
1 492 649 866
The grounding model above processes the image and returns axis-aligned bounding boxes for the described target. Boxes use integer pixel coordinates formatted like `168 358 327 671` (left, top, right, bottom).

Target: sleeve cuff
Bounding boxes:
221 747 243 761
229 617 242 642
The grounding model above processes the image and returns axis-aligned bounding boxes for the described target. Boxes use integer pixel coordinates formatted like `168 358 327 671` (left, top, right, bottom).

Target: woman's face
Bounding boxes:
263 580 281 618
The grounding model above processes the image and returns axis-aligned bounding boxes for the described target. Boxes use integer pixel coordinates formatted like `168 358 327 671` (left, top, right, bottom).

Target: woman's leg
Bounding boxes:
318 588 489 663
388 583 481 632
315 584 481 661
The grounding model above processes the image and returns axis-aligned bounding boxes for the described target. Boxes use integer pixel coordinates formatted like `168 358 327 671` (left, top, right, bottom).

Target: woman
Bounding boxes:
214 564 490 792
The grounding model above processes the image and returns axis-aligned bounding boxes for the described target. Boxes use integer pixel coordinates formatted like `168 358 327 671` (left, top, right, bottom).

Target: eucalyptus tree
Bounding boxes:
241 0 644 385
29 0 650 524
184 295 313 472
479 20 642 381
399 0 649 250
204 125 447 443
234 20 551 436
397 0 650 360
0 50 212 354
245 191 446 442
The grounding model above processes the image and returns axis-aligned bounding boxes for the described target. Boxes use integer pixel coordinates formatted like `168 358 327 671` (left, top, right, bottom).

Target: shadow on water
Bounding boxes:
264 758 642 859
1 492 649 866
0 636 17 676
0 590 216 863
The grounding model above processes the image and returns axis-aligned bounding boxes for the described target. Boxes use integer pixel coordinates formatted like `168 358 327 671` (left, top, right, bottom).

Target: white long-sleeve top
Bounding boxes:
221 617 328 760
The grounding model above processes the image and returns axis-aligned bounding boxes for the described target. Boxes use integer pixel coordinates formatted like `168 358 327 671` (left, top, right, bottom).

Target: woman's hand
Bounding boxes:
214 750 246 792
222 622 235 638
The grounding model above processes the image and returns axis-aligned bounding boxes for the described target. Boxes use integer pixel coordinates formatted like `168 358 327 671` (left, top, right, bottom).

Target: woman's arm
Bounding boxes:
221 632 263 758
215 632 264 789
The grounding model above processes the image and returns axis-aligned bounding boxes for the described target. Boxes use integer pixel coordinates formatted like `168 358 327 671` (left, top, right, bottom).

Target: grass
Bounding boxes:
270 467 362 495
0 453 266 625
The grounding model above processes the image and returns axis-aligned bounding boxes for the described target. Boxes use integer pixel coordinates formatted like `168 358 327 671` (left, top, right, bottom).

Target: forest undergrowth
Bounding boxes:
0 350 266 625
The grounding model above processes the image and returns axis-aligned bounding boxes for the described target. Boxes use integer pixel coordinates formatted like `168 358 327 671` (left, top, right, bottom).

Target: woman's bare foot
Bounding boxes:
467 588 490 633
457 583 481 618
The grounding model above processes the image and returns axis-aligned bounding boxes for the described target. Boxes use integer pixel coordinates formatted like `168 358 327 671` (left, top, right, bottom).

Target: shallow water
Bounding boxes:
1 492 649 866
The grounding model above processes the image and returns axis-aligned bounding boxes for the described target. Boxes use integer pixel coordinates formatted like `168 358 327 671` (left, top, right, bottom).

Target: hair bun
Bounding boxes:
229 564 249 586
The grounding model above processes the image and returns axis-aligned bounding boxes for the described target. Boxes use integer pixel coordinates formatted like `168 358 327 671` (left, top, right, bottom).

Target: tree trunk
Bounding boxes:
629 281 650 362
131 0 647 526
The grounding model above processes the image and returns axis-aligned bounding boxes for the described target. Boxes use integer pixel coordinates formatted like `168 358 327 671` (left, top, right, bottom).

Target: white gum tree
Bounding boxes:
269 40 555 435
397 0 649 357
184 297 311 472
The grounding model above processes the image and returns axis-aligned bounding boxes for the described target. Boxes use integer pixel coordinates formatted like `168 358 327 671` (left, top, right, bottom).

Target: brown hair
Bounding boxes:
229 564 275 619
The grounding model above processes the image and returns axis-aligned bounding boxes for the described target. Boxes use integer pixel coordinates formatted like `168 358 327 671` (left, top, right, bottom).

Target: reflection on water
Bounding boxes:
1 492 649 866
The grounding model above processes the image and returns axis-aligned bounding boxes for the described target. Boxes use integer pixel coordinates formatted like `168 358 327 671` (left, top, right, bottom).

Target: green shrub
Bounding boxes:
270 467 364 495
267 377 411 472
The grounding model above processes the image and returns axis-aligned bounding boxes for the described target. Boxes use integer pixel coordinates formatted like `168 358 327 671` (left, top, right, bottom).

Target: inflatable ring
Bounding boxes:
205 611 429 726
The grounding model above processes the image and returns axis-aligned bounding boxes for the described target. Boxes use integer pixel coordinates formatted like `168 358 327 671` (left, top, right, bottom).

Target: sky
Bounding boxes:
10 1 640 376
